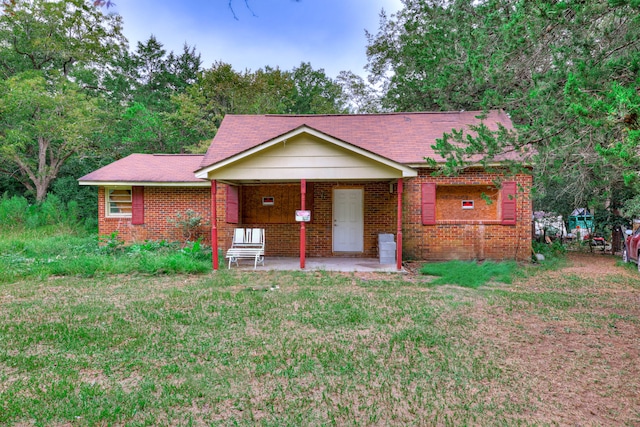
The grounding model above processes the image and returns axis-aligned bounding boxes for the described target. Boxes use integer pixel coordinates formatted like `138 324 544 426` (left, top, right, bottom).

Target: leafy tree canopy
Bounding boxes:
0 71 102 202
367 0 640 215
175 61 348 132
1 0 125 78
0 0 126 202
101 36 206 156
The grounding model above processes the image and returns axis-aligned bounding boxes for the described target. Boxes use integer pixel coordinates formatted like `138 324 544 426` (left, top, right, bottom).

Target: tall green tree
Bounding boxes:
0 0 125 78
289 62 348 114
367 0 640 212
173 61 349 141
167 61 351 153
0 72 101 202
0 0 126 201
336 70 381 114
123 36 202 110
101 36 204 156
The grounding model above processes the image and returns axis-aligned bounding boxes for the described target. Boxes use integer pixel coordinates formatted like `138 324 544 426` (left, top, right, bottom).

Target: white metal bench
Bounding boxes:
225 228 265 269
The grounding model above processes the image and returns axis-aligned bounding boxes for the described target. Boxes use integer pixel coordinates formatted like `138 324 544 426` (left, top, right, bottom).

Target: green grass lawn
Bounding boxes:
1 230 639 426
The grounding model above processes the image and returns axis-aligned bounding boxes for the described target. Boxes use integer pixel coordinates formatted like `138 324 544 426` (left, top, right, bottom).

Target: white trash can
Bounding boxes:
378 234 396 264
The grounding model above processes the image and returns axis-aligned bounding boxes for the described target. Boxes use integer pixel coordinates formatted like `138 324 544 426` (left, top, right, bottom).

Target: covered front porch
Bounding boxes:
195 125 418 272
209 179 408 271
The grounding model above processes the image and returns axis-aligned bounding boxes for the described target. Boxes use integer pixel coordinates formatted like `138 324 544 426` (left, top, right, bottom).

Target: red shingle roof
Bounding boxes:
80 111 522 184
79 154 207 183
200 110 517 169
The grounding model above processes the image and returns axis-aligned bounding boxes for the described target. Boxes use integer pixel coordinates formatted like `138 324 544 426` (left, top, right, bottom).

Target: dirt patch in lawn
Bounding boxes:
470 253 640 425
344 254 639 424
316 253 639 424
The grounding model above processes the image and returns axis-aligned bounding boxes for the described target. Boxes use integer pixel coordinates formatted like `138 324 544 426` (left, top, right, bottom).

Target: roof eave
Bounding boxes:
406 162 534 169
78 180 211 187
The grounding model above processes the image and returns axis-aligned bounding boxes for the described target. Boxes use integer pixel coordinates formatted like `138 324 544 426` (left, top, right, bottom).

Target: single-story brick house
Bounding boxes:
79 110 532 270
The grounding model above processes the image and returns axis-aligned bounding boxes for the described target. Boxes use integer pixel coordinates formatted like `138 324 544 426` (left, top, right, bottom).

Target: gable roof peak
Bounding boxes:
200 110 517 168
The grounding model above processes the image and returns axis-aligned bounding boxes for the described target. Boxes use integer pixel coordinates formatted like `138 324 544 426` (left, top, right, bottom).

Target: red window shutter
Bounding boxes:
131 186 144 225
226 185 239 224
501 182 517 225
421 183 436 225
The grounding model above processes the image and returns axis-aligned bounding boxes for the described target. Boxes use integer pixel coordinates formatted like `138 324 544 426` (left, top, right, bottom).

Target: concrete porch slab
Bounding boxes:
226 257 404 273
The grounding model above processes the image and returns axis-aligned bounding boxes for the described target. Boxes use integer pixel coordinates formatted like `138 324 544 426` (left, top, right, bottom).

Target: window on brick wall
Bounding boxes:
106 188 132 217
439 185 499 221
422 184 500 223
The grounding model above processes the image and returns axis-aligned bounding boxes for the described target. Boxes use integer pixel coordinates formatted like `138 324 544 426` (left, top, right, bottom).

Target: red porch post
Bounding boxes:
300 179 306 269
397 178 403 271
211 180 218 271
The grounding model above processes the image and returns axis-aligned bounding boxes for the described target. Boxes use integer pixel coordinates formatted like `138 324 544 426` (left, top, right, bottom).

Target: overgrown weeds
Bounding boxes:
417 243 568 287
167 209 209 244
0 228 212 283
532 240 568 269
0 193 82 231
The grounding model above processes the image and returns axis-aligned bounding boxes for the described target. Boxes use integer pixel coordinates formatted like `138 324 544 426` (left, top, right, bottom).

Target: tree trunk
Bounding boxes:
13 137 63 203
35 179 49 203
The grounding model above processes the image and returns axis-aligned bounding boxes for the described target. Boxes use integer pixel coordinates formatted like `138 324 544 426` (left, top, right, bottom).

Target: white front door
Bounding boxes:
333 189 364 252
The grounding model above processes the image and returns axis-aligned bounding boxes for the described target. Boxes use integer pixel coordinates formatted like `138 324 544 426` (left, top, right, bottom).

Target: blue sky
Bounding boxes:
111 0 403 78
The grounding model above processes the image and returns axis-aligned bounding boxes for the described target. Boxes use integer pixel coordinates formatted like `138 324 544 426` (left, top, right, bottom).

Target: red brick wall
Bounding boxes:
97 169 532 261
98 187 212 244
403 169 532 261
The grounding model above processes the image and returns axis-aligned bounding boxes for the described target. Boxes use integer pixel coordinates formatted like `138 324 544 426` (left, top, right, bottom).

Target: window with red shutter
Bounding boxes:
501 182 517 225
131 186 144 225
226 185 239 224
421 183 436 225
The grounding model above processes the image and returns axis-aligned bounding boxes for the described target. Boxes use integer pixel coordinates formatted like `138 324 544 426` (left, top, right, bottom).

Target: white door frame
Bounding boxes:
333 188 364 252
